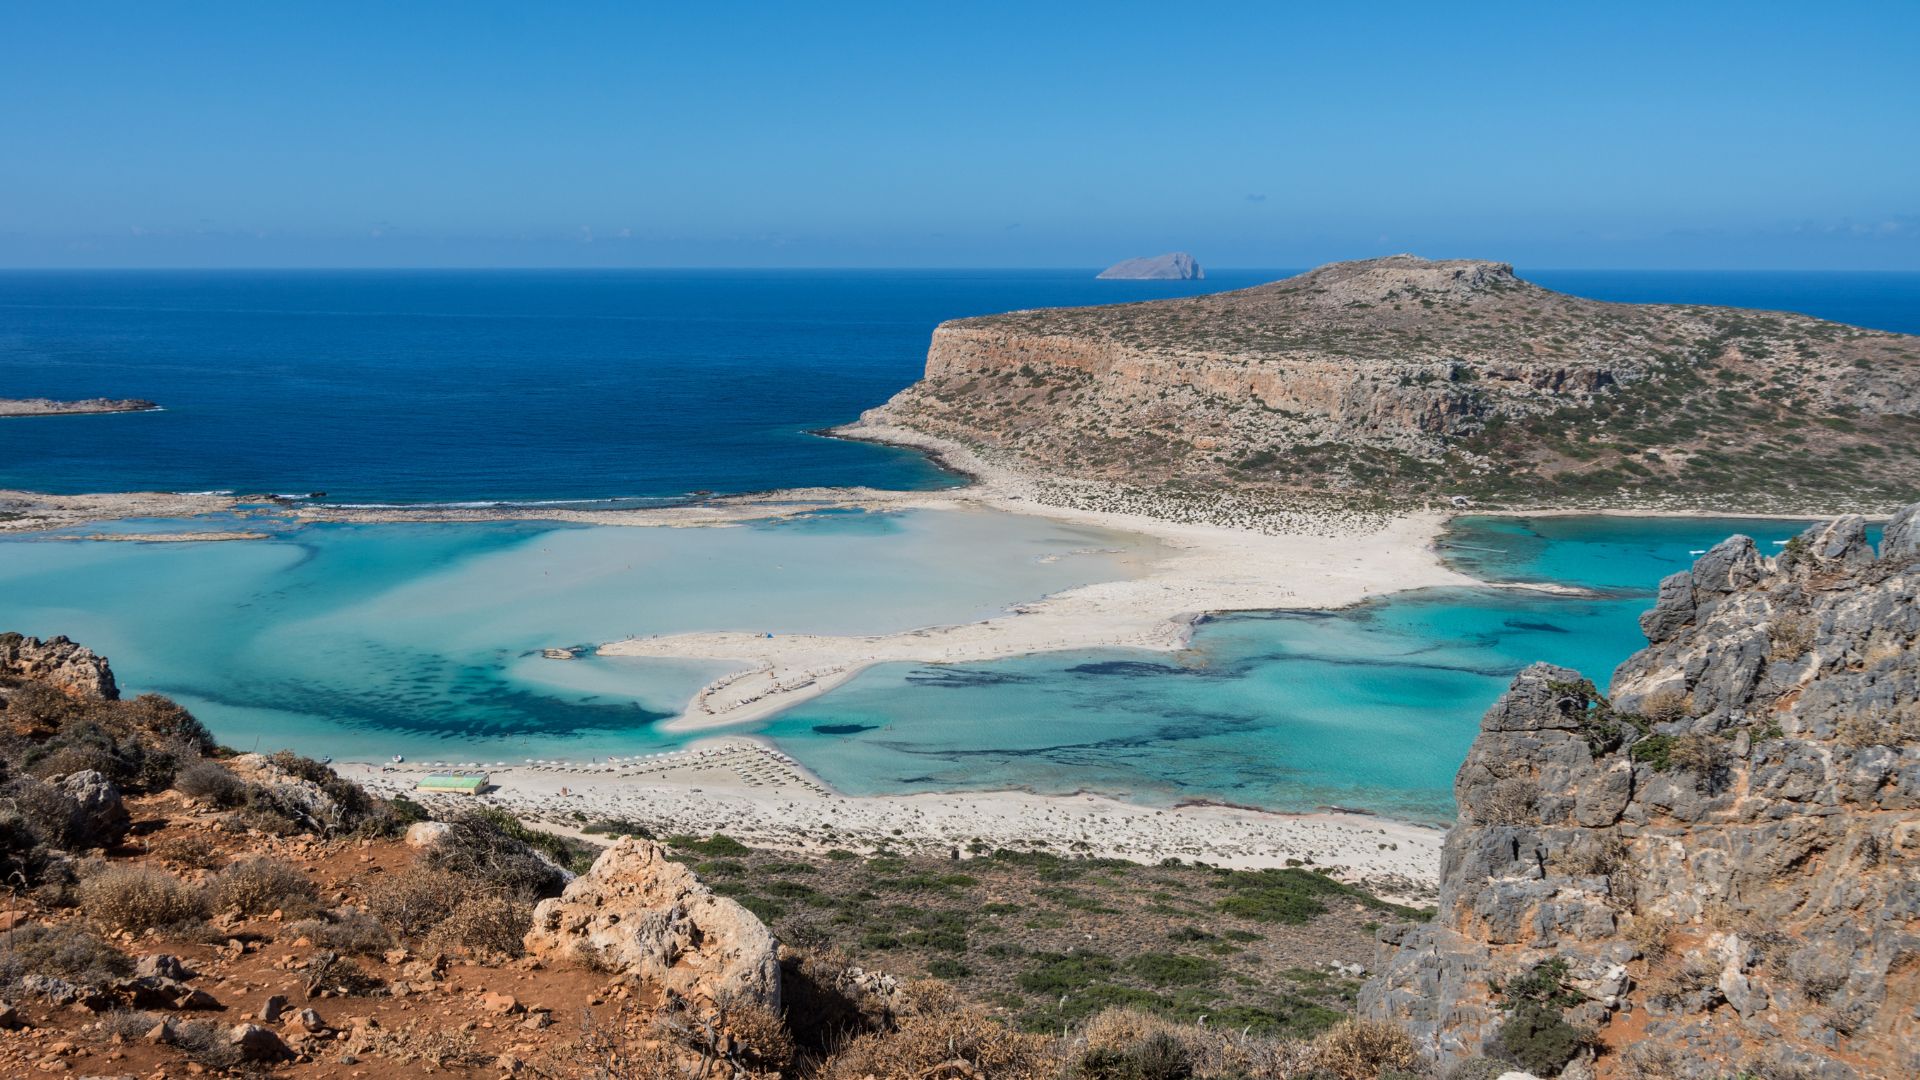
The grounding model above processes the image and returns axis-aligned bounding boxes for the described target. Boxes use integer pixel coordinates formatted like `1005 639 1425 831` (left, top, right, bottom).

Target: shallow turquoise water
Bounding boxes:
0 508 1157 761
0 511 1831 818
760 516 1832 822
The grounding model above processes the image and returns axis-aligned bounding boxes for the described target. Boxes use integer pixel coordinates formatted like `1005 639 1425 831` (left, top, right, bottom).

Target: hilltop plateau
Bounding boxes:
854 256 1920 515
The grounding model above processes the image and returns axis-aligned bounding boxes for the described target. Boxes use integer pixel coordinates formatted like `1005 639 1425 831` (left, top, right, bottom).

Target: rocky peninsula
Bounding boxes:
860 255 1920 515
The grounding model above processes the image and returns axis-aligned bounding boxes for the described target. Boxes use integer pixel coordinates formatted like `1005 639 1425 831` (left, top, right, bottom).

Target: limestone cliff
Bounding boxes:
857 256 1920 513
1357 505 1920 1078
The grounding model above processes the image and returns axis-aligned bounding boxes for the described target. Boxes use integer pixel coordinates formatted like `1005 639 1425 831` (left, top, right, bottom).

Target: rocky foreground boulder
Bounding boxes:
1360 506 1920 1077
525 837 781 1014
0 632 118 700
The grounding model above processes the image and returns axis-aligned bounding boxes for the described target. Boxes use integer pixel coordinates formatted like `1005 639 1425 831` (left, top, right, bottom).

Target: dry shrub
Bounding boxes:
171 758 246 806
99 1008 162 1041
170 1019 244 1070
1552 834 1627 878
1477 776 1538 826
650 994 796 1075
1639 688 1693 724
1309 1018 1422 1080
780 945 893 1048
364 865 468 938
149 833 225 870
287 911 393 956
1083 1007 1167 1051
425 894 533 958
352 1021 489 1068
1834 714 1882 750
1080 1007 1312 1079
211 857 320 917
1769 614 1816 661
824 1002 1060 1080
1615 1041 1688 1080
1667 734 1716 774
0 924 131 993
77 864 209 933
1624 912 1675 963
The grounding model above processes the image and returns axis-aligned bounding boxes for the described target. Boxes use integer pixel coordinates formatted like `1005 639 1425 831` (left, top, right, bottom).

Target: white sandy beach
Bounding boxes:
598 423 1482 731
342 738 1443 897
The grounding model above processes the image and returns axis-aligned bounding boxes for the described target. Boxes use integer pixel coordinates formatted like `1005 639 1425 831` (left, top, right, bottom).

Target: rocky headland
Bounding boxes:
0 397 158 418
1097 252 1204 280
856 255 1920 515
1359 503 1920 1078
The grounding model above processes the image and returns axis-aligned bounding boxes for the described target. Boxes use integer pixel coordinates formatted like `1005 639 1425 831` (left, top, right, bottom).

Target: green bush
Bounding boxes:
1495 1002 1589 1074
421 811 573 898
667 832 751 857
1126 953 1221 987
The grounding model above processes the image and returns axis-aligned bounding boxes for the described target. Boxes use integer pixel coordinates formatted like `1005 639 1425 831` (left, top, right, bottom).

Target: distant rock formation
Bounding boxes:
0 632 120 700
524 837 782 1013
1096 252 1203 280
859 255 1920 513
0 397 158 418
1358 506 1920 1078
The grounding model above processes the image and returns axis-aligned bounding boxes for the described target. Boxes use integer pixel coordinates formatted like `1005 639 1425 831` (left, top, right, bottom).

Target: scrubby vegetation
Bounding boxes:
0 643 1457 1078
661 835 1425 1040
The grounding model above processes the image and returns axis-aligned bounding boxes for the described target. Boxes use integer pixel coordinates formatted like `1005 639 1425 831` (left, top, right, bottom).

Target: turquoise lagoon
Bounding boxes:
0 511 1827 822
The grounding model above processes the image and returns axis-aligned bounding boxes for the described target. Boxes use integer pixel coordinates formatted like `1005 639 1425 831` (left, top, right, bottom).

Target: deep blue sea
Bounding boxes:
2 269 1915 501
2 268 1915 820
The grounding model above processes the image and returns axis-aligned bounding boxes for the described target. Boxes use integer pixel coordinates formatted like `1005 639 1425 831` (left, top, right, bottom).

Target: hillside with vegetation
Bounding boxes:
0 632 1436 1079
858 256 1920 514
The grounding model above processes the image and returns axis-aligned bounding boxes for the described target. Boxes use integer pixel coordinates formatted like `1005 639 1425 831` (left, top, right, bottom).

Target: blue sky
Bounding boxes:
3 2 1916 269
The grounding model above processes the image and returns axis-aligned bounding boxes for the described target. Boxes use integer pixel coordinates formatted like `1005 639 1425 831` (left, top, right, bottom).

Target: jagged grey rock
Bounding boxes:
1360 501 1920 1078
55 770 129 846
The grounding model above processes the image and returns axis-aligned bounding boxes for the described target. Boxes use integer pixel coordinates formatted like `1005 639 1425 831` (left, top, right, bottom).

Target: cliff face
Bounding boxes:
1358 505 1920 1078
860 256 1920 511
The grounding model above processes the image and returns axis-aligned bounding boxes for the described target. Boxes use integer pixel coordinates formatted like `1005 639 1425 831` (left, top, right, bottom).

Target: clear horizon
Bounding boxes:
5 2 1916 271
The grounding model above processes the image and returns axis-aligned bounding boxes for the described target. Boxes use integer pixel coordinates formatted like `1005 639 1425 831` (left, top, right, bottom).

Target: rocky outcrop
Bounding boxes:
860 255 1920 512
0 633 119 700
56 769 130 847
524 838 781 1014
0 397 158 418
1359 505 1920 1078
1096 252 1203 280
226 753 346 834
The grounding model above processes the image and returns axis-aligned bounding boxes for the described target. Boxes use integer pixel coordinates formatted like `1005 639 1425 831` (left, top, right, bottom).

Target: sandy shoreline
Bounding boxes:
4 428 1841 892
340 737 1444 896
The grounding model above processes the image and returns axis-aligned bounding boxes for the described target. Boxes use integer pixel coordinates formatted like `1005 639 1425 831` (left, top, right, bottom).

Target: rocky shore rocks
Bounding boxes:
1358 503 1920 1078
524 837 782 1013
